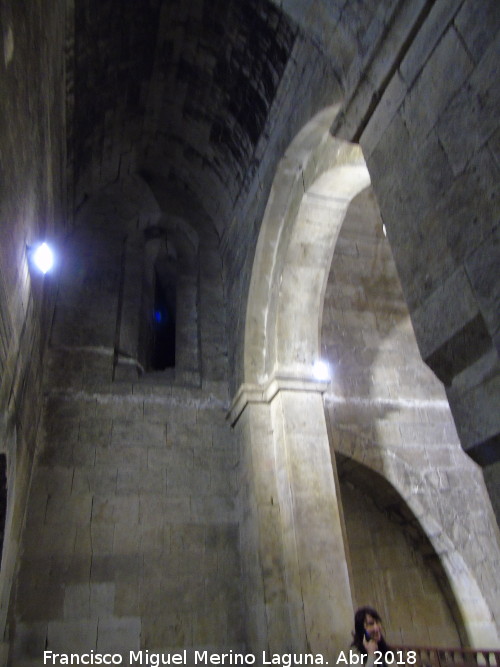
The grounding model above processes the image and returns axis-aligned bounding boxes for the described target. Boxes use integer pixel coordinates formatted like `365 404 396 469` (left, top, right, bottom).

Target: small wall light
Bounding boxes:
313 359 330 381
28 242 54 274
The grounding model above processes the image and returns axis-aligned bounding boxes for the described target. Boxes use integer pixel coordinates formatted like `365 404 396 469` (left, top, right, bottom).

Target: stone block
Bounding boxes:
23 525 77 558
31 465 73 497
113 528 141 554
167 467 210 496
45 556 92 586
111 420 166 448
17 581 65 622
72 465 118 495
79 418 113 445
167 421 206 448
447 371 500 457
96 617 141 653
45 494 93 525
74 526 94 555
193 607 227 645
402 28 473 148
38 439 75 467
465 228 500 338
91 523 115 554
71 440 97 467
139 494 191 525
209 468 238 496
114 581 140 617
162 575 205 611
116 467 165 494
415 131 455 200
95 444 147 468
190 496 237 523
411 266 487 380
399 0 464 86
365 112 411 206
140 524 169 553
90 582 115 617
63 583 90 619
138 577 169 616
92 495 140 524
489 127 500 170
170 524 205 553
107 397 144 421
11 621 47 661
148 446 194 469
454 0 500 64
438 34 500 174
47 619 98 653
142 612 193 648
90 554 142 584
361 71 407 158
217 545 241 578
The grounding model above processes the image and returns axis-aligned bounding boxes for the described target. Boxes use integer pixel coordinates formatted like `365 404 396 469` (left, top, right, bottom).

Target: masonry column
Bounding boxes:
231 379 354 661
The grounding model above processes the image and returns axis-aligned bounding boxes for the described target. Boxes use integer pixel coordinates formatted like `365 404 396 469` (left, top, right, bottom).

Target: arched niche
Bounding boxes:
51 176 203 386
337 453 466 646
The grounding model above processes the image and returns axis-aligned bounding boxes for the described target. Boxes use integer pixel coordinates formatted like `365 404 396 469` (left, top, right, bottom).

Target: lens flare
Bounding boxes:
32 242 54 274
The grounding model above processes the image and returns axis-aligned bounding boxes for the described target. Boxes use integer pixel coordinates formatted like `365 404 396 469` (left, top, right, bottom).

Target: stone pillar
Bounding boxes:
231 378 354 660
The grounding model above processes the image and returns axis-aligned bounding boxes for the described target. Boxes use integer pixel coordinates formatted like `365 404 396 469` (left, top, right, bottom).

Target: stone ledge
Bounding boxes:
228 374 329 426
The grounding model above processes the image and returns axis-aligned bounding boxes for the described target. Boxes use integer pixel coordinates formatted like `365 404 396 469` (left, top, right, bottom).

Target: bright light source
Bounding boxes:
382 224 387 237
32 242 54 274
313 359 330 381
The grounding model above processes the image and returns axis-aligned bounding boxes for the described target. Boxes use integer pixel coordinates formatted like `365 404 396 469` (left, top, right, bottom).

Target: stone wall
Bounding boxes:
12 385 241 664
330 0 500 515
0 0 67 659
9 184 241 664
322 188 500 643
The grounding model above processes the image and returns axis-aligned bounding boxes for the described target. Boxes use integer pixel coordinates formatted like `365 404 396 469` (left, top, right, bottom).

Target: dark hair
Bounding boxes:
351 606 390 659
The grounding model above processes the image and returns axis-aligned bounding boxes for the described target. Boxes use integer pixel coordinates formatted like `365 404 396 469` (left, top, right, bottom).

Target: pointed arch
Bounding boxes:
244 106 370 386
237 107 500 652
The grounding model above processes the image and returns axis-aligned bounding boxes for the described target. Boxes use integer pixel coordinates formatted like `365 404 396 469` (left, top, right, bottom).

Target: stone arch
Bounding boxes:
322 184 500 647
244 105 370 385
335 449 499 647
336 452 466 646
238 108 500 652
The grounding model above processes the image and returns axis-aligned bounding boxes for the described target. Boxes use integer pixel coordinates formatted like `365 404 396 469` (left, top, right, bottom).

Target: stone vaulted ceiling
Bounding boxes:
70 0 385 232
71 0 301 225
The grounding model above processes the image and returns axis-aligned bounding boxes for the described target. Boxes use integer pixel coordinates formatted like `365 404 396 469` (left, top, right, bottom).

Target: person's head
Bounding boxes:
353 606 384 646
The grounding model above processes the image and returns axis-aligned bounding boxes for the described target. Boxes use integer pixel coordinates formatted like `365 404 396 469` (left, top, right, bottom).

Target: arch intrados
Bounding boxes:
244 106 369 385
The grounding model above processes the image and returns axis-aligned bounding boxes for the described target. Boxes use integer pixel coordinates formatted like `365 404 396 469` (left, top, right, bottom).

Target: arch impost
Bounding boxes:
227 374 329 426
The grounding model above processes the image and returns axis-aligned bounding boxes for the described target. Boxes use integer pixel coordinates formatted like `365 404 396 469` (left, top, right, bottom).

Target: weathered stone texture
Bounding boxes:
322 188 500 640
2 0 500 661
341 483 462 646
14 385 242 658
0 0 67 649
348 2 500 470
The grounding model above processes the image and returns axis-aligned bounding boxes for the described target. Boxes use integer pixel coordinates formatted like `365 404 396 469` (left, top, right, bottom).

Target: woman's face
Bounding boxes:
364 614 382 642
